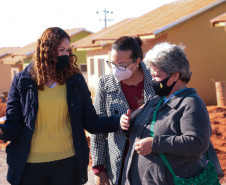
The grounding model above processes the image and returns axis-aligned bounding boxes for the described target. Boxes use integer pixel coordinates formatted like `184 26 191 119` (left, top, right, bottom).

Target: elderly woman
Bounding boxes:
120 42 212 185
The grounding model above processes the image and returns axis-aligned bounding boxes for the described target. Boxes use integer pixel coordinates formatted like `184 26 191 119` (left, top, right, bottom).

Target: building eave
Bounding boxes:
92 40 115 45
212 22 226 27
139 34 156 40
73 43 109 51
75 46 103 51
153 0 226 35
3 61 22 65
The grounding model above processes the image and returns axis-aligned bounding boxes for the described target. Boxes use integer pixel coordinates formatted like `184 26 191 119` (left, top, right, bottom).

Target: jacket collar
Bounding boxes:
66 73 83 89
143 88 197 110
164 88 197 109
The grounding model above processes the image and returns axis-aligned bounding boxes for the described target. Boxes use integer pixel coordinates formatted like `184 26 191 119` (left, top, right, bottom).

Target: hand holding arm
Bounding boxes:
120 104 145 131
135 137 153 156
131 104 145 119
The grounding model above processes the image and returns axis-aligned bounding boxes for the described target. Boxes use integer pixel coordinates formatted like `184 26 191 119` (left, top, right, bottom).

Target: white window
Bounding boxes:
11 68 19 81
90 58 94 75
98 59 105 77
79 64 87 73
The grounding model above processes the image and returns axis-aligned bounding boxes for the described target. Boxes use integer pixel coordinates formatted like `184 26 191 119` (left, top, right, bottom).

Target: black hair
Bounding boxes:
112 36 143 60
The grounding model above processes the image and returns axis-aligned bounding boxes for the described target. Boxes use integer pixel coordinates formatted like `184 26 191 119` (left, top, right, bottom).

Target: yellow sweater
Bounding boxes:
27 84 75 163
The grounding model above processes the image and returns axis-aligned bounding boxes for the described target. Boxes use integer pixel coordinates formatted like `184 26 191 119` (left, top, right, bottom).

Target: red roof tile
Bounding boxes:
11 42 37 57
0 47 19 58
73 0 225 49
65 28 92 36
71 18 136 49
95 0 223 39
10 28 89 57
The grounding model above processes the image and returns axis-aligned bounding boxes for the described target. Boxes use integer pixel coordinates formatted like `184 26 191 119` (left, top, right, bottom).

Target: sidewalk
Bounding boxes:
0 149 95 185
1 149 225 185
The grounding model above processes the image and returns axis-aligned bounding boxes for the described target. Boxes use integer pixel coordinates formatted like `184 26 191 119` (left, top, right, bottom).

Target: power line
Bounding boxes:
96 8 113 28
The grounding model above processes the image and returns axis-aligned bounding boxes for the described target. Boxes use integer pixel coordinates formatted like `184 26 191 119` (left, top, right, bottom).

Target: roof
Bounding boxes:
8 28 90 58
65 28 93 36
72 0 226 50
210 12 226 27
1 56 23 65
71 18 136 50
11 42 37 57
0 47 19 58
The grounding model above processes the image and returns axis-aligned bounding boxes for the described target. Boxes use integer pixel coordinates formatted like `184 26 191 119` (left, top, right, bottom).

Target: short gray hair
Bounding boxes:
144 42 192 83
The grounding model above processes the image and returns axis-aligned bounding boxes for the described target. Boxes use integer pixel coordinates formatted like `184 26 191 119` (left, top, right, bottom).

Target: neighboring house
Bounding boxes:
66 28 93 82
0 28 92 94
0 47 20 97
72 0 226 105
210 12 226 29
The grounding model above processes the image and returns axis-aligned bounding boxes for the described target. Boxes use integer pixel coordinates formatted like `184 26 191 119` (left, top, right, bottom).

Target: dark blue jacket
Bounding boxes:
0 64 120 185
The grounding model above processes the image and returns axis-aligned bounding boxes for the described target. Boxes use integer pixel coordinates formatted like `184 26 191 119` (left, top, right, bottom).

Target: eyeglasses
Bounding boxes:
106 59 137 71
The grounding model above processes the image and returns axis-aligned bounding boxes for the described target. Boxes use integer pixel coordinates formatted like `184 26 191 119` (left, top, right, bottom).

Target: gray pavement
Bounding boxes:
0 149 94 185
0 149 9 185
1 149 226 185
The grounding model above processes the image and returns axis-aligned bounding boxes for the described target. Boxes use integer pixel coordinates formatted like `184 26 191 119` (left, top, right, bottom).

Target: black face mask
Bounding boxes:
151 77 177 96
56 55 69 70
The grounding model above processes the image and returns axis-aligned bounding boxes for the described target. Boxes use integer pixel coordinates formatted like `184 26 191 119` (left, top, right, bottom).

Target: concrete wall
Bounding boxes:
0 63 11 95
86 45 112 98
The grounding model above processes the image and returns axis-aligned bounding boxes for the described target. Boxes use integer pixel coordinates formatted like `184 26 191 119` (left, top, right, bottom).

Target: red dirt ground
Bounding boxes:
1 106 226 176
207 106 226 176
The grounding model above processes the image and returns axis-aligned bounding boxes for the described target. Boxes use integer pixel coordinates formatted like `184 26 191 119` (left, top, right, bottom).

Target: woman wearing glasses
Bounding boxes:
90 36 155 185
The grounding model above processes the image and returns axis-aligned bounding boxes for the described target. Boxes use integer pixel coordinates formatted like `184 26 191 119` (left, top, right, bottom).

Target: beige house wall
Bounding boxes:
0 63 23 95
84 3 226 105
0 63 11 95
166 3 226 105
86 45 112 98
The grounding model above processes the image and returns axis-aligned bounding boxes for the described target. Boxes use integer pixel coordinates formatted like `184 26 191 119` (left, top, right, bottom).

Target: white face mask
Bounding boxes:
113 63 137 82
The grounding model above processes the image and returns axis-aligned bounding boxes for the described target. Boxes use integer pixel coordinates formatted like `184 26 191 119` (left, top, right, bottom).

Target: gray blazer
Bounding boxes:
122 88 211 185
90 62 155 184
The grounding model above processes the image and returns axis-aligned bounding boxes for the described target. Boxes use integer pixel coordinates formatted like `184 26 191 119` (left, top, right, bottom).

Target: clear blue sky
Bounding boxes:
0 0 175 48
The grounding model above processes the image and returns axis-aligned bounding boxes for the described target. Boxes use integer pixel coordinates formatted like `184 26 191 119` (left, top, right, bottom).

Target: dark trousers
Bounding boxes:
19 155 80 185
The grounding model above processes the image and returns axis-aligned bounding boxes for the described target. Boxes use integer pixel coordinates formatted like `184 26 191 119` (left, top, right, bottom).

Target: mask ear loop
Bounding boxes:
131 63 138 73
174 73 182 83
170 72 181 83
127 58 138 71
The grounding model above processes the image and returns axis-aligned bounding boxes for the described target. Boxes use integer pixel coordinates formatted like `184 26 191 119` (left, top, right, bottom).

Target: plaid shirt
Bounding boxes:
90 62 155 185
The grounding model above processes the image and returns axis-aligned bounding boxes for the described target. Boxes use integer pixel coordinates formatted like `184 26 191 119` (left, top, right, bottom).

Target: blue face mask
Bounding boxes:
151 77 177 96
56 55 69 70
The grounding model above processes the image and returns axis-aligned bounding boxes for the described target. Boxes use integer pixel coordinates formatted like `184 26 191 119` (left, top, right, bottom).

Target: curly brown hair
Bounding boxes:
31 27 80 91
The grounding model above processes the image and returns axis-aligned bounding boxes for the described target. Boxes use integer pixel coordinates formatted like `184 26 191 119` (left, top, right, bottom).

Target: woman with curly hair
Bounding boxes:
0 27 120 185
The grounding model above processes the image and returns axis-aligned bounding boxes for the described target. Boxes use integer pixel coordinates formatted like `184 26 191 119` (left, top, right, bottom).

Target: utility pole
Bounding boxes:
96 8 113 28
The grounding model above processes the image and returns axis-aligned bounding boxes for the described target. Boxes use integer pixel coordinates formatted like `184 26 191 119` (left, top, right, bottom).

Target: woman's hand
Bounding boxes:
95 172 110 185
120 104 145 131
135 137 153 156
131 104 145 119
0 128 3 136
120 109 131 130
